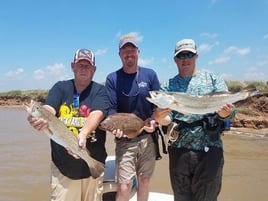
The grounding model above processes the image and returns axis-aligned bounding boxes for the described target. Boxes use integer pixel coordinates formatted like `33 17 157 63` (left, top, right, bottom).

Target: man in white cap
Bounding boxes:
105 34 161 201
154 39 236 201
27 48 110 201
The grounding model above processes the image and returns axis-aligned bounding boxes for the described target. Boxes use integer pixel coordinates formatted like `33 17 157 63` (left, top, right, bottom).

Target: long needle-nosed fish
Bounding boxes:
99 113 149 138
146 86 259 114
23 100 104 179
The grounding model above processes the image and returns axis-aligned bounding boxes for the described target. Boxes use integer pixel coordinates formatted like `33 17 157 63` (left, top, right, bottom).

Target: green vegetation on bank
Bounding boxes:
0 89 48 100
0 81 267 98
226 81 268 93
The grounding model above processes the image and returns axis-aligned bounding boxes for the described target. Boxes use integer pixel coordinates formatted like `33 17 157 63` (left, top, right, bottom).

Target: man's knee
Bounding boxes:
138 175 150 186
117 183 132 193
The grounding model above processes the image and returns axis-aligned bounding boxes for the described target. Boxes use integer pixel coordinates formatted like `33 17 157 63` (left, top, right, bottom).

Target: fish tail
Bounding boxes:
241 85 259 96
87 159 105 179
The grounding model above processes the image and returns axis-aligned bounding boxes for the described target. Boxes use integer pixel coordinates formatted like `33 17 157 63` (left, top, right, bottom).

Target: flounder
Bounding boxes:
99 113 149 138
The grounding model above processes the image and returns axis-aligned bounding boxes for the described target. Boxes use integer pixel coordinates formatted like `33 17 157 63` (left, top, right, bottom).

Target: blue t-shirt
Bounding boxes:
45 79 110 179
105 66 160 121
162 70 230 150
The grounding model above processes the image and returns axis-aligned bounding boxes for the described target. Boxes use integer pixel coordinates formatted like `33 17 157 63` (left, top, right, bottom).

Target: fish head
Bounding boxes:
23 100 43 118
147 91 175 108
99 116 115 132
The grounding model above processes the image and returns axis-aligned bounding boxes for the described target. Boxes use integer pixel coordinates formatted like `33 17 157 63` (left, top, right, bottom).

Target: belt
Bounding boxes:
115 131 147 141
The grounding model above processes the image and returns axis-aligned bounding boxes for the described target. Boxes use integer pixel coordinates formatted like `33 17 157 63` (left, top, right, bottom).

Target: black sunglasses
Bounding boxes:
176 52 196 59
121 71 139 97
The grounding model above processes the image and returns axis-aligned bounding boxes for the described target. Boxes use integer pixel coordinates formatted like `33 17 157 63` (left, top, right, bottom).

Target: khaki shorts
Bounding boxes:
50 162 103 201
115 135 156 184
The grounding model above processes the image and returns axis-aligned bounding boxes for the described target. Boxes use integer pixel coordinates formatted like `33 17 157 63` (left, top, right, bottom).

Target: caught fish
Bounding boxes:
23 100 104 179
99 113 149 138
146 86 259 114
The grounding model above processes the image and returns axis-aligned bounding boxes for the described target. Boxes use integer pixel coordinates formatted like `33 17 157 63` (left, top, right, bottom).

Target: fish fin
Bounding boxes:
203 85 258 96
83 149 105 179
205 91 231 96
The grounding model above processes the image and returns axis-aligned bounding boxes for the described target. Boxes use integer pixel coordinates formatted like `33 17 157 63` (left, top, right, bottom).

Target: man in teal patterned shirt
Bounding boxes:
154 39 236 201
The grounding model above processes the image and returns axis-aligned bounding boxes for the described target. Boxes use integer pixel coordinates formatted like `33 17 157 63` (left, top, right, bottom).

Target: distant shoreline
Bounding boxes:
0 105 23 108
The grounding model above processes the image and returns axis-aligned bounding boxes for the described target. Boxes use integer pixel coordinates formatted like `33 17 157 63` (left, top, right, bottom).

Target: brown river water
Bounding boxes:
1 107 268 201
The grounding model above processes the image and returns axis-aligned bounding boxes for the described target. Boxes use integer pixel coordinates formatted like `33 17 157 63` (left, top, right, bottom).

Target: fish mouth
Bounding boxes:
23 100 40 115
23 101 32 112
99 122 109 130
23 100 31 107
98 124 106 131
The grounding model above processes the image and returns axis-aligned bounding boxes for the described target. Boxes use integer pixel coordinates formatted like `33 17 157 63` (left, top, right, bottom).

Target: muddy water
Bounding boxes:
1 108 268 201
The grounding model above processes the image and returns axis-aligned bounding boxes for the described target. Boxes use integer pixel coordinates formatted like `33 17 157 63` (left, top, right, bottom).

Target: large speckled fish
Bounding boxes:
146 86 259 114
99 113 149 138
23 100 104 179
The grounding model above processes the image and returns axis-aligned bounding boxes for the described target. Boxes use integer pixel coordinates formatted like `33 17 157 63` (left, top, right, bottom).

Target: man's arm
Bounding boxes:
78 110 105 149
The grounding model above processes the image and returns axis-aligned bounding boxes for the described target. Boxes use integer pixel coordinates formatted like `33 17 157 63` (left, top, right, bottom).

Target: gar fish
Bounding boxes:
23 100 104 179
146 86 259 115
99 113 149 138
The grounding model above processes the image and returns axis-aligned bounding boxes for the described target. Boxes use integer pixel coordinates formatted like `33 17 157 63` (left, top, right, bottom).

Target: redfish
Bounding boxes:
23 100 104 179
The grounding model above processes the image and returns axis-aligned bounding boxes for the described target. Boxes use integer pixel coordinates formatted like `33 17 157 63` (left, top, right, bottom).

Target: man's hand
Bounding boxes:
143 119 158 133
65 132 88 160
111 129 128 138
216 103 234 118
78 132 88 149
153 108 172 125
27 115 48 131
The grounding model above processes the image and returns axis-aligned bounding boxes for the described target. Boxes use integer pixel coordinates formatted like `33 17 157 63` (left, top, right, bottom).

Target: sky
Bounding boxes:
1 0 268 92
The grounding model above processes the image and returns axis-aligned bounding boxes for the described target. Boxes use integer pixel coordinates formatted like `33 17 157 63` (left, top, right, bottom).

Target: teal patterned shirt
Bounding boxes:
162 70 233 151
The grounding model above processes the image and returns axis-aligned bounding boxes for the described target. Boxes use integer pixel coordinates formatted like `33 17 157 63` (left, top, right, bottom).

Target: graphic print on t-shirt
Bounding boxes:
58 102 91 135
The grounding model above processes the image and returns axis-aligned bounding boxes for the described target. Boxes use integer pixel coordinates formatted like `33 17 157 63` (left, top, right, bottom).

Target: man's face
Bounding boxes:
71 59 96 82
119 43 139 68
174 51 198 76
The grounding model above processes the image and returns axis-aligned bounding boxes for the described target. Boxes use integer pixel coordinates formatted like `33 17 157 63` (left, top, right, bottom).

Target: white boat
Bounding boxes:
103 156 173 201
130 192 174 201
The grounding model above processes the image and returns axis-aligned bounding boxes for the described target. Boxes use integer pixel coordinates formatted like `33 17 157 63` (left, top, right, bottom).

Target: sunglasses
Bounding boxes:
176 52 196 59
121 71 140 97
73 93 80 108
